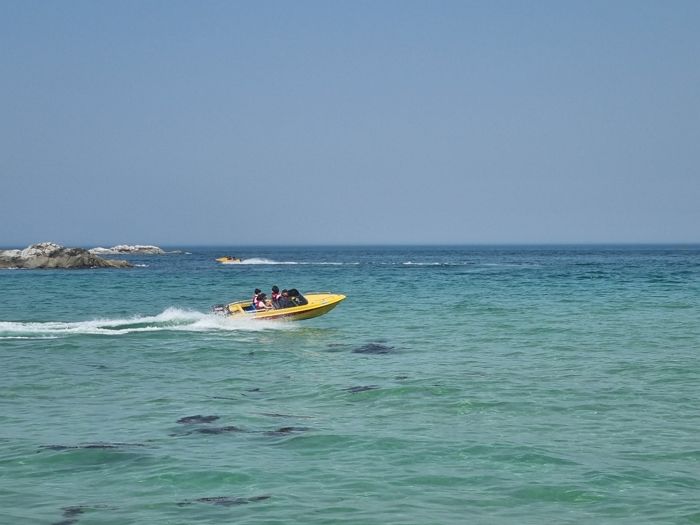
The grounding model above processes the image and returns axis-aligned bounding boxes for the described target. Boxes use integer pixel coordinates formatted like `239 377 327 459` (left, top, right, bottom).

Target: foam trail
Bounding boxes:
0 307 292 338
237 258 295 265
229 258 351 265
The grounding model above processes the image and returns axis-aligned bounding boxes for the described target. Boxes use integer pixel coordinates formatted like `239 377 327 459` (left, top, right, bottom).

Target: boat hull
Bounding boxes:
217 293 346 321
216 256 241 264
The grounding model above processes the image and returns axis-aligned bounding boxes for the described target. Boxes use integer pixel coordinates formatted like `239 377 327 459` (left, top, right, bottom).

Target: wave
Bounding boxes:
401 261 542 269
0 308 291 338
400 261 477 267
240 258 296 265
229 258 351 266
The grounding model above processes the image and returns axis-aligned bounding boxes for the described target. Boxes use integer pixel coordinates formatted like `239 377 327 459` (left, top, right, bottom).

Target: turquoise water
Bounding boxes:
1 246 699 524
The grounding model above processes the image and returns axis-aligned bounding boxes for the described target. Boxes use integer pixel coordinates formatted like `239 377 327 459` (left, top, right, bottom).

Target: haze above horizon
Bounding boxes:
2 1 699 246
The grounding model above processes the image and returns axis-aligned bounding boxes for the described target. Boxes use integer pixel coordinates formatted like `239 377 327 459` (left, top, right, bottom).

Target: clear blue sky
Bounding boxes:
2 1 699 246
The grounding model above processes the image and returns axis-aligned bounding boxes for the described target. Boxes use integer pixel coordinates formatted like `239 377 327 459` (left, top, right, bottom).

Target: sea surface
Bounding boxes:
1 245 699 525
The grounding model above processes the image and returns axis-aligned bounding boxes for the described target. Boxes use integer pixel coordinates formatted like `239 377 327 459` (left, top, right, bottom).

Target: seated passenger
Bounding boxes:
276 289 293 309
271 285 282 308
243 288 262 311
254 293 271 310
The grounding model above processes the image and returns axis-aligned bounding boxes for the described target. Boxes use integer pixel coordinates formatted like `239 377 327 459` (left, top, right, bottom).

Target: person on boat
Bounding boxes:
248 288 264 310
271 286 282 308
254 292 271 310
276 289 293 309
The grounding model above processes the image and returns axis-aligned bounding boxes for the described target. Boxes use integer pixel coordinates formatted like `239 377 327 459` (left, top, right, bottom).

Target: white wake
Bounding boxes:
231 258 348 265
0 307 291 338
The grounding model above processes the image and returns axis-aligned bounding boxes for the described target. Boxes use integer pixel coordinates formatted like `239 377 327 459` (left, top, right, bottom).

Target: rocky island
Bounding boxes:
0 242 131 269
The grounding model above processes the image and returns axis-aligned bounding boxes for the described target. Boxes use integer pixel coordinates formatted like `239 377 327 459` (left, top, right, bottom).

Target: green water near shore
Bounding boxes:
1 246 699 524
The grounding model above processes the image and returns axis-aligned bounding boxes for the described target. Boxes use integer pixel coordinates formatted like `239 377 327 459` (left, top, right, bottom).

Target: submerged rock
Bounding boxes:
352 343 395 354
61 507 85 518
51 504 115 525
259 412 313 419
263 426 310 436
176 415 220 424
193 426 244 435
40 442 145 451
0 242 131 269
178 495 271 507
345 385 380 393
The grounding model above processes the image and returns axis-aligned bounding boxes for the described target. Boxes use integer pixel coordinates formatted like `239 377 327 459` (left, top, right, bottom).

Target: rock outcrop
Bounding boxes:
89 244 166 255
0 242 131 269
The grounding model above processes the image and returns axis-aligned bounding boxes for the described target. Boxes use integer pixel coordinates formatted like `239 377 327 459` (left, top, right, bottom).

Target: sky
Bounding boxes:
1 0 699 246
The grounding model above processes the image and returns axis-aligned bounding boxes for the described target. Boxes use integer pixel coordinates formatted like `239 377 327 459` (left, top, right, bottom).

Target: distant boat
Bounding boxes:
212 292 346 321
216 256 242 264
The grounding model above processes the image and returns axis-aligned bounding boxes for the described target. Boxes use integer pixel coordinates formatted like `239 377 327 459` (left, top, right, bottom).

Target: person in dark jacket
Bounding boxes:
276 289 293 309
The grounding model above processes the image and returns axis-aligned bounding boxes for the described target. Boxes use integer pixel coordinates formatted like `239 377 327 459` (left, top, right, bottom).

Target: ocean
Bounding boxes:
1 245 699 524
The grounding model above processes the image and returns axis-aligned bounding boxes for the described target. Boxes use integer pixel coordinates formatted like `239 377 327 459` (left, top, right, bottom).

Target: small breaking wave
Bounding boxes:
0 308 291 338
240 258 297 265
401 261 542 269
229 258 351 265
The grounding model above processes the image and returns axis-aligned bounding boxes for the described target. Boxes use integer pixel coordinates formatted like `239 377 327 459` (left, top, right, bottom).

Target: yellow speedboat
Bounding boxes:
212 292 346 321
216 256 241 264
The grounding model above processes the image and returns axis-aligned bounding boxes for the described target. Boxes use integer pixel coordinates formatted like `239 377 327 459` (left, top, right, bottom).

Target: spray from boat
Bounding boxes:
0 308 292 339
